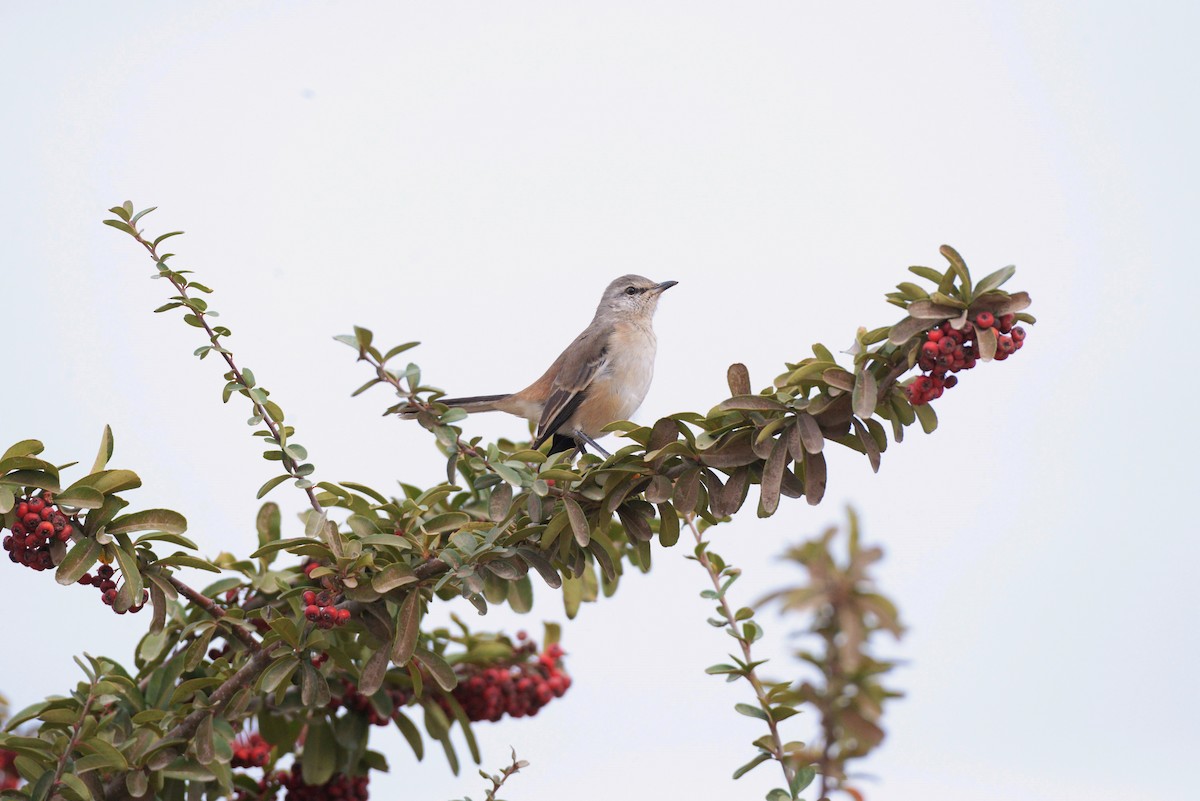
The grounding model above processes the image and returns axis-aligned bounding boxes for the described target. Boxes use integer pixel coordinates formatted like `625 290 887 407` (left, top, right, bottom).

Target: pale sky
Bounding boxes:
2 2 1196 800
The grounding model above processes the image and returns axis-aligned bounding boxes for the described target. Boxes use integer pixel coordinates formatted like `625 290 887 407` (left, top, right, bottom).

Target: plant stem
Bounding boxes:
685 514 796 793
168 575 261 652
128 231 322 514
47 680 98 800
102 642 282 801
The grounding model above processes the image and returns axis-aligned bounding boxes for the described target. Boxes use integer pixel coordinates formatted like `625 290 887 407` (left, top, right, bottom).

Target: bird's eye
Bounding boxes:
624 286 638 296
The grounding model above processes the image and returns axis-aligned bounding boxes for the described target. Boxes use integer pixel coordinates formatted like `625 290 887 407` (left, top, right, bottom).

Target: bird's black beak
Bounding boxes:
653 280 679 294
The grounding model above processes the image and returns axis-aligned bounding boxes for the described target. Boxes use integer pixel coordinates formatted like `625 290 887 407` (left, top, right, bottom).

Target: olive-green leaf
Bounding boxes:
392 590 422 664
91 426 115 475
300 717 336 785
372 563 418 593
107 509 187 536
562 497 590 547
55 537 102 586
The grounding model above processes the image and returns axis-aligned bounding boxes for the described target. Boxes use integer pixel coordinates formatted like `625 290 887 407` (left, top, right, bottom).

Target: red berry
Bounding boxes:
974 311 994 328
337 608 351 623
303 590 316 605
305 604 320 620
15 501 29 518
927 328 943 342
35 521 55 540
1011 325 1026 342
998 313 1015 333
921 341 940 359
28 497 45 514
943 374 958 388
23 513 40 530
997 336 1015 354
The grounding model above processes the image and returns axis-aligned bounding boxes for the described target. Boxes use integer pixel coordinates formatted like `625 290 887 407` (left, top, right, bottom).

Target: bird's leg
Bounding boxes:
573 430 611 458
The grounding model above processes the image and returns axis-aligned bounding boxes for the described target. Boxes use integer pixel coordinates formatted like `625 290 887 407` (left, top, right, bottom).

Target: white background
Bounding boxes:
2 3 1196 800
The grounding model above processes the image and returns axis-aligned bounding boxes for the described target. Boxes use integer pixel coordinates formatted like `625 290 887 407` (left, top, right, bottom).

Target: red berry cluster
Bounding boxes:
906 313 1027 406
303 589 350 629
232 732 272 769
443 641 571 722
281 764 369 801
78 564 149 614
0 748 18 791
3 493 74 571
329 682 412 726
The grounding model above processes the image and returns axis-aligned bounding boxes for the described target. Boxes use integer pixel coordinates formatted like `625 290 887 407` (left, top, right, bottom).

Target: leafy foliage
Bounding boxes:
0 203 1034 799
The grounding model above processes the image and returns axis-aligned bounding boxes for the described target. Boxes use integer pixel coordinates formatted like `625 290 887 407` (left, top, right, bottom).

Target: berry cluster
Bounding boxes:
443 641 571 722
281 764 369 801
303 589 350 629
3 493 74 571
906 313 1026 406
329 682 412 726
232 732 272 769
78 564 149 614
0 748 18 791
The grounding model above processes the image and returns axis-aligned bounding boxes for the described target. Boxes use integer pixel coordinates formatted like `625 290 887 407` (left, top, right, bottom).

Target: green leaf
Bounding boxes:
790 766 816 794
112 543 143 600
1 469 60 492
300 717 336 786
155 552 220 572
259 655 299 693
299 663 331 707
735 703 769 721
256 474 291 499
914 402 938 434
357 646 391 696
973 264 1016 295
107 509 187 535
55 537 102 585
732 752 771 780
83 469 142 495
392 591 422 664
152 231 184 247
382 342 419 362
563 497 590 547
249 536 321 559
1 439 44 461
705 664 740 675
57 773 90 801
413 648 457 691
91 426 114 474
103 219 136 235
134 531 198 549
394 710 424 760
373 563 418 593
54 486 105 509
766 789 791 801
256 502 281 550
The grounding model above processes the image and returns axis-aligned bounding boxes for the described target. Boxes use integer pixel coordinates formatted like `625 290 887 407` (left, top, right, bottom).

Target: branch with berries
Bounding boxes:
0 204 1034 800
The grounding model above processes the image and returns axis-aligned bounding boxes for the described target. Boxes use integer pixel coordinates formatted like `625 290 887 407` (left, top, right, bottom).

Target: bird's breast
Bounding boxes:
588 323 657 426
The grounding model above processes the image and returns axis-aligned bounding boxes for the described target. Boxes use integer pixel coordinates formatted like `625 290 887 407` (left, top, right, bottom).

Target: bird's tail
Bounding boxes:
398 393 511 419
437 394 510 413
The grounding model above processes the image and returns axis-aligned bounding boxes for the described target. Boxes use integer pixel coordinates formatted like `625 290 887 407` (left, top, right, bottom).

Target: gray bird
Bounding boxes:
432 275 677 454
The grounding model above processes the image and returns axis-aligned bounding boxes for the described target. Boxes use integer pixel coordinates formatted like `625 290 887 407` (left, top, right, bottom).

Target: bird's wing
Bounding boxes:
533 328 610 447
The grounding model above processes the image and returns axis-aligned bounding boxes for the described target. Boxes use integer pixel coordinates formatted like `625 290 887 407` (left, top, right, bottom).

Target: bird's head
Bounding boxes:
597 274 678 320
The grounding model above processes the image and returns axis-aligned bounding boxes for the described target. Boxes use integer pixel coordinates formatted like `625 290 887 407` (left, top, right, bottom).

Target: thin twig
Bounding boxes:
102 642 282 801
128 230 322 515
685 514 796 792
168 575 261 652
481 748 528 801
47 679 99 800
